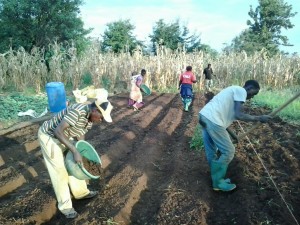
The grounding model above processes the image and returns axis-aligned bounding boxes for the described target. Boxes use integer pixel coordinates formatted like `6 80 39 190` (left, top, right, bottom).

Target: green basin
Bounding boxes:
65 140 102 180
140 84 151 96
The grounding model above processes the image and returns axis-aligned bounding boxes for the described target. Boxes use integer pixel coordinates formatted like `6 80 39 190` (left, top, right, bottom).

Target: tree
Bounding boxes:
230 29 266 54
0 0 91 53
149 19 201 54
101 19 143 53
231 0 297 55
198 44 218 58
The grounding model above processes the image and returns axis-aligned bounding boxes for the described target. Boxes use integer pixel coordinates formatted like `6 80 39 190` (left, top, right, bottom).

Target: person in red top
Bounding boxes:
178 66 197 111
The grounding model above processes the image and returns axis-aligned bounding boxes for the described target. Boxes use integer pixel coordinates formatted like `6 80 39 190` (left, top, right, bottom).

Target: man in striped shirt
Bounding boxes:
38 93 113 219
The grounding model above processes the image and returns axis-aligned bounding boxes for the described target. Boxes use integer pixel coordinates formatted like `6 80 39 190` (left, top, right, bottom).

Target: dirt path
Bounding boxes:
0 92 299 225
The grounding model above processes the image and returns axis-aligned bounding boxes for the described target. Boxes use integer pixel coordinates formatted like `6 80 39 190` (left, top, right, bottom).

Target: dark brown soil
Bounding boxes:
82 157 105 178
0 92 299 225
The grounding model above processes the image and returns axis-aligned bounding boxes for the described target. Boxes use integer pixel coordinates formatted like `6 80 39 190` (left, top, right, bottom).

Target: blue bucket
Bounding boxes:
45 82 67 113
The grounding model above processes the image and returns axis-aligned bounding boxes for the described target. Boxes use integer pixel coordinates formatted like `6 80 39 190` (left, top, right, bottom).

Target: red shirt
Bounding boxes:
180 71 196 85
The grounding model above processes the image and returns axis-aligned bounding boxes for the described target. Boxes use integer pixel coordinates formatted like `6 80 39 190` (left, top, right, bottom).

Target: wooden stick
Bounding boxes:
237 91 300 140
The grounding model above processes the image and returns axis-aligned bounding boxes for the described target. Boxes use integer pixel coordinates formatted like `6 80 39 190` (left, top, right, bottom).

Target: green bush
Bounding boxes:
81 72 93 87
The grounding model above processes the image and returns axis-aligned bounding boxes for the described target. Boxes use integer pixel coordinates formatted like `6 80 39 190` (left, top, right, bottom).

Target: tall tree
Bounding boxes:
231 0 297 55
149 19 201 54
101 19 143 53
230 29 266 54
0 0 91 52
198 44 218 58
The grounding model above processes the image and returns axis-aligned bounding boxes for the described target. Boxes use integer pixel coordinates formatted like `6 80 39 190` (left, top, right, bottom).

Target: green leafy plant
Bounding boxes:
0 93 48 127
104 218 119 225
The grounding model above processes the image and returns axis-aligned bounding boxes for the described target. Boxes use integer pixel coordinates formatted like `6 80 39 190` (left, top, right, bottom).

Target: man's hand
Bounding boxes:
258 115 272 123
73 150 83 164
226 128 238 143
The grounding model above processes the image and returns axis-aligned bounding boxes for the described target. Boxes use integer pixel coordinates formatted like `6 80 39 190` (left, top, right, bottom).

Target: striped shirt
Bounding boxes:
41 104 93 138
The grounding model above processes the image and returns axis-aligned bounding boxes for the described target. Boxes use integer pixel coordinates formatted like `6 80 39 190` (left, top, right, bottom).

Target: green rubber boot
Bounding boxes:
184 99 191 112
211 161 236 191
184 103 189 111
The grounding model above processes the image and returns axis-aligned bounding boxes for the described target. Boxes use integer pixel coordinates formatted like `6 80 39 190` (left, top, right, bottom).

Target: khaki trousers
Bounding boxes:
205 79 213 91
38 128 89 212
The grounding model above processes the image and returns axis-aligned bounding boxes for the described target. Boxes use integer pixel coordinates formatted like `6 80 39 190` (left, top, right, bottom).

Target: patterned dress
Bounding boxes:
128 74 144 109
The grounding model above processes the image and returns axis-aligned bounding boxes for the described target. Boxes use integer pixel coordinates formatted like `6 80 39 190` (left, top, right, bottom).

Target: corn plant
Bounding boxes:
0 41 299 93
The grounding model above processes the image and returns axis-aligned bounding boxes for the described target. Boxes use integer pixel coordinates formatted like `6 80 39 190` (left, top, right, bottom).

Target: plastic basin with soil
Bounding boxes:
65 140 102 180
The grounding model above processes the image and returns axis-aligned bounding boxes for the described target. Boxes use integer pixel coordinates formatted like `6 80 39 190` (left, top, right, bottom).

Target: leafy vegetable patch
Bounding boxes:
0 93 48 126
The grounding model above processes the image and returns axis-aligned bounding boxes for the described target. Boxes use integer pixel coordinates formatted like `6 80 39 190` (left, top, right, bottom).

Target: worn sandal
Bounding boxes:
62 208 78 219
78 190 98 200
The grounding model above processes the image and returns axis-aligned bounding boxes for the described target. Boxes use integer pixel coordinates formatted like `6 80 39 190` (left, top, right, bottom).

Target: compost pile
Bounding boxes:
0 92 299 225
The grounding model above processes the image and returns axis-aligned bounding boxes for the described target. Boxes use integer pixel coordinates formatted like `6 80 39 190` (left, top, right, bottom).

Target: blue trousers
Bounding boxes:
199 114 235 166
180 84 193 98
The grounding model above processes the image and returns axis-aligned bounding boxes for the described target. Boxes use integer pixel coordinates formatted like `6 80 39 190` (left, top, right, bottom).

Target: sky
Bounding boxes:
79 0 300 54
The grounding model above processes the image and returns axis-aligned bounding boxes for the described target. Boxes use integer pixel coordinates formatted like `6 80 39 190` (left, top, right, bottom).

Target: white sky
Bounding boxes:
79 0 300 53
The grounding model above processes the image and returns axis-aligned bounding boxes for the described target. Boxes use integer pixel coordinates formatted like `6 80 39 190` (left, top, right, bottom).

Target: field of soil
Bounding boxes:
0 92 299 225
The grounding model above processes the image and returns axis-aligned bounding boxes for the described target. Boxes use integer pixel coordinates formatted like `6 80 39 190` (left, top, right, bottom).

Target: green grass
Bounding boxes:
156 85 179 93
189 124 204 152
253 88 300 124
